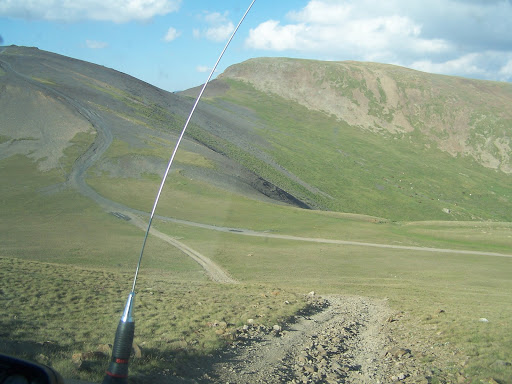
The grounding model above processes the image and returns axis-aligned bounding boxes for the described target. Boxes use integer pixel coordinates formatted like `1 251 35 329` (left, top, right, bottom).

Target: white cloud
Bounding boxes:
246 20 308 51
0 0 181 23
411 53 489 77
499 59 512 81
203 11 229 25
245 2 450 62
86 39 108 49
164 27 181 42
287 0 352 24
243 0 512 82
411 51 512 81
205 22 235 42
195 11 234 42
196 65 210 73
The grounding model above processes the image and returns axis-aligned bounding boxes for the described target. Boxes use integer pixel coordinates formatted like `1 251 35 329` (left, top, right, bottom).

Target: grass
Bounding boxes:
32 76 57 85
61 131 96 172
0 257 305 383
95 138 214 170
0 152 307 382
2 57 512 382
2 129 511 382
87 171 512 255
154 220 512 383
204 78 512 222
0 155 202 275
75 75 187 134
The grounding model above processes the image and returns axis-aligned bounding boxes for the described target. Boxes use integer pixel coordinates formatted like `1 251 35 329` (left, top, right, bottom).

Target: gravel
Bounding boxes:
164 294 447 384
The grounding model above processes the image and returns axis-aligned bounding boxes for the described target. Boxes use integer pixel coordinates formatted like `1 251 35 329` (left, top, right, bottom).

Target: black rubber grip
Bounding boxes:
102 321 135 384
112 321 135 359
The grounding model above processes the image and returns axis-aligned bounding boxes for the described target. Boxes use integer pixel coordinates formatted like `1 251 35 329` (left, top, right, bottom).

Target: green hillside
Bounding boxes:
1 48 511 383
185 61 512 221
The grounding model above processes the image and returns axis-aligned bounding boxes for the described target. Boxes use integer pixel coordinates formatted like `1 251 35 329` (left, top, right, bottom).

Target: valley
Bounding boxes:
0 46 511 383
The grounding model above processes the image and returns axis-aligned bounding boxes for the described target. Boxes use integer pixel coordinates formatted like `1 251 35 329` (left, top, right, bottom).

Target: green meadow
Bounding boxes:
201 78 512 222
1 143 511 383
2 48 512 384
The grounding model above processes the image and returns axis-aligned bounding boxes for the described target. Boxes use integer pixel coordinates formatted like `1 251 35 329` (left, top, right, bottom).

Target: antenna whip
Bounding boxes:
102 1 256 382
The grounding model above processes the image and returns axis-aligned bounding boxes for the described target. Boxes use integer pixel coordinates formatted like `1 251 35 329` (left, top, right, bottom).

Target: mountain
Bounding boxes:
1 47 511 221
0 46 302 208
184 58 512 220
217 57 512 174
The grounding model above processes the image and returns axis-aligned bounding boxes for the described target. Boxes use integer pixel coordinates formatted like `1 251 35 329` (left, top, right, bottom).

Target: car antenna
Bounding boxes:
101 1 256 383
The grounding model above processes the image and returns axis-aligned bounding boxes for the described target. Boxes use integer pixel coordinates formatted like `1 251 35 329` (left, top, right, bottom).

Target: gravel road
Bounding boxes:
201 295 394 383
161 294 443 384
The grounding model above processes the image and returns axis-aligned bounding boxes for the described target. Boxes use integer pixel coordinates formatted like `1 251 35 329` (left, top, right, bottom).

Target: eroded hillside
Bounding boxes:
1 47 511 221
219 58 512 174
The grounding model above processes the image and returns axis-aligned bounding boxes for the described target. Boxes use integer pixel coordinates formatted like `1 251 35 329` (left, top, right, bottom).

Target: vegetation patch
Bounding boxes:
211 78 512 221
0 257 307 383
31 76 57 85
2 152 511 383
154 220 512 383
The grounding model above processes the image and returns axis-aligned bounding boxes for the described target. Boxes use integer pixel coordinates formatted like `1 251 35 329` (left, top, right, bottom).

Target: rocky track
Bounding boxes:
174 294 437 384
205 295 393 383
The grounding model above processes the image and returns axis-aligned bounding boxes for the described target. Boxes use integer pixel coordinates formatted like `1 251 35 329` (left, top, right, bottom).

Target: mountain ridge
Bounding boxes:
218 57 512 174
1 46 511 221
0 46 310 209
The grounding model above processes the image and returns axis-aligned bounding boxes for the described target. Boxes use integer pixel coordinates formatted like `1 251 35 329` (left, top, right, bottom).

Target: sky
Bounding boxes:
1 0 512 92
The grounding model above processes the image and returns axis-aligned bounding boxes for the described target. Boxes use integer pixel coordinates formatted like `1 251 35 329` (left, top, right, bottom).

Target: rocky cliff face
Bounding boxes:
219 58 512 173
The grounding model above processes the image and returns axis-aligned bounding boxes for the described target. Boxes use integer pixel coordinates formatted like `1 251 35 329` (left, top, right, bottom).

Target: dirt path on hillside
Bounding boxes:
1 57 236 284
159 294 439 384
202 295 394 384
128 214 238 284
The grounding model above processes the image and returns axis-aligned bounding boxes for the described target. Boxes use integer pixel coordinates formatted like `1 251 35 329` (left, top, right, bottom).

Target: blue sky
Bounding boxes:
1 0 512 92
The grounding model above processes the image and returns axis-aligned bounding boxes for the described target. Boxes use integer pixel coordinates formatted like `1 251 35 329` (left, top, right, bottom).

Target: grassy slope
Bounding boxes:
1 49 511 383
219 58 512 174
0 144 305 383
0 258 305 383
2 141 511 382
202 78 511 222
154 220 512 383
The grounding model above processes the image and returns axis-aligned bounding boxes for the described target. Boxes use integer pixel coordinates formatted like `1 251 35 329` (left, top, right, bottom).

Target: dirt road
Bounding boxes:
66 294 441 384
202 295 394 383
1 57 236 283
161 294 442 384
128 214 237 284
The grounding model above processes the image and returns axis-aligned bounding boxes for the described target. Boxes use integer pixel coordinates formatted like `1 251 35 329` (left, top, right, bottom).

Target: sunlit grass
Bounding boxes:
208 78 512 222
154 220 512 383
1 145 511 383
0 258 306 383
88 172 512 255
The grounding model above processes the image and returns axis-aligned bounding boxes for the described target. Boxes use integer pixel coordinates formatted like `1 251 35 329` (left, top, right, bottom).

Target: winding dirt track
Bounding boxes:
3 56 510 287
128 215 237 284
1 57 236 283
